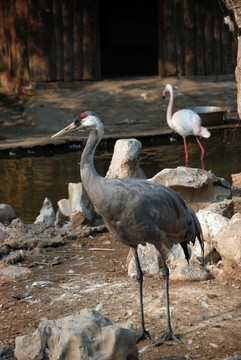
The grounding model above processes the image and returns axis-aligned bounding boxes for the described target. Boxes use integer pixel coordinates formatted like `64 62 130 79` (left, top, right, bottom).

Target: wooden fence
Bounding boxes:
0 0 99 84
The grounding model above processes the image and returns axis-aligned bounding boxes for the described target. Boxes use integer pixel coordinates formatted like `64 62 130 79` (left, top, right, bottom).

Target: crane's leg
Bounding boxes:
195 136 205 160
154 246 181 345
131 247 154 344
183 138 188 166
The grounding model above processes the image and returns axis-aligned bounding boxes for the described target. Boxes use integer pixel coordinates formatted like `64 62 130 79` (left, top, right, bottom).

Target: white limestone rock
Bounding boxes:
106 138 146 179
14 308 138 360
34 197 55 228
214 213 241 270
127 242 208 281
57 198 71 220
149 167 231 208
127 243 162 276
169 259 209 281
192 210 229 264
68 182 95 227
204 199 234 219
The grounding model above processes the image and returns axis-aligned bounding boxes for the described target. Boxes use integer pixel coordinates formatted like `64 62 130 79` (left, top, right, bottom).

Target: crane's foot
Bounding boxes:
155 330 181 346
136 329 154 344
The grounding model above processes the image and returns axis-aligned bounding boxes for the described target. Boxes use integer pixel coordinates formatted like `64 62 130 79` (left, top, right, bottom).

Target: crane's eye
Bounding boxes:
80 112 87 119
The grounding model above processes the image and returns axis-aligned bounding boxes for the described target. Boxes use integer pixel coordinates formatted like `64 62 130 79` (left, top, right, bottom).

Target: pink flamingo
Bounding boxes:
163 84 210 166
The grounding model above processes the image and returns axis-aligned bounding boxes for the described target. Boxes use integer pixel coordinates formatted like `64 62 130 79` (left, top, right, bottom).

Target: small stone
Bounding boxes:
0 204 16 224
0 265 31 282
95 302 103 311
35 198 55 228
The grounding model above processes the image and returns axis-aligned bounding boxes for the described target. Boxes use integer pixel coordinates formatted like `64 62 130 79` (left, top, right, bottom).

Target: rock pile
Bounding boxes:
1 138 241 280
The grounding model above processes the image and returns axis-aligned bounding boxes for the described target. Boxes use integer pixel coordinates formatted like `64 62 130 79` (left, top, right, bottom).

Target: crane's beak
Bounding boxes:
51 121 77 138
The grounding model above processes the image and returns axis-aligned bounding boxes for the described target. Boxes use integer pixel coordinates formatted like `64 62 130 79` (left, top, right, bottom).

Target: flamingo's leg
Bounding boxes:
195 136 205 160
183 138 188 166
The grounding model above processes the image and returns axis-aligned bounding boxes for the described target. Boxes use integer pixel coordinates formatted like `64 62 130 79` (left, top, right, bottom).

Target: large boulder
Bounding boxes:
193 210 229 264
168 259 209 281
149 167 231 211
204 199 234 219
191 211 241 276
127 242 209 281
127 243 162 276
106 138 146 179
14 308 138 360
214 213 241 273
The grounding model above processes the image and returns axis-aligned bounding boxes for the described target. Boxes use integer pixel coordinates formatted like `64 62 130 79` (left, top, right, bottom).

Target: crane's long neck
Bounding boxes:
166 87 174 128
80 128 102 193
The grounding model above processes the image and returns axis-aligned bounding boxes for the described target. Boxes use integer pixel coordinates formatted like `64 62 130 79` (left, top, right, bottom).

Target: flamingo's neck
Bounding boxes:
166 86 174 128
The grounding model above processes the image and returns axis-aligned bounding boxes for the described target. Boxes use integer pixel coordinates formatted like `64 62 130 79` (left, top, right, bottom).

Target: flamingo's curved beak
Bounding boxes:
51 121 77 138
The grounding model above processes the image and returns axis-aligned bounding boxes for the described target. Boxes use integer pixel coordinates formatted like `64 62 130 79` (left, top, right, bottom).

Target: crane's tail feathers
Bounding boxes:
180 242 191 262
200 126 211 138
185 207 205 264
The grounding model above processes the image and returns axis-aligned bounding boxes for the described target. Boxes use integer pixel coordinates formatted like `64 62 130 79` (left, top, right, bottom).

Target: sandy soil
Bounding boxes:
0 76 241 359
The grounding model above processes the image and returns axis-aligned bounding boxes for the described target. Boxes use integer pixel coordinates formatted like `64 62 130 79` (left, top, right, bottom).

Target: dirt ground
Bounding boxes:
0 231 241 360
0 75 238 150
0 76 241 359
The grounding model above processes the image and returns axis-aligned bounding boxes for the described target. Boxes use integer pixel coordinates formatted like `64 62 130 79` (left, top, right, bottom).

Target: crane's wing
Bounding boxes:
93 177 203 257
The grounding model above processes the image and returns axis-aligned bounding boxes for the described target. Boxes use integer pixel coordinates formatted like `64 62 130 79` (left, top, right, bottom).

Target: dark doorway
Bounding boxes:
99 1 158 78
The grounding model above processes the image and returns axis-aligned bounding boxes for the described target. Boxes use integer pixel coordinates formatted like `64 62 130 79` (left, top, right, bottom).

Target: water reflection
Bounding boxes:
0 128 241 223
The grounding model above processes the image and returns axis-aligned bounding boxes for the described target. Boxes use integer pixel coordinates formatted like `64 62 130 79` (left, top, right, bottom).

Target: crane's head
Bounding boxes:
51 111 104 139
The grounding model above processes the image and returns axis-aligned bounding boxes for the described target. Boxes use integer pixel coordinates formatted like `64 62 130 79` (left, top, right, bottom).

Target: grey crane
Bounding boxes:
52 111 204 344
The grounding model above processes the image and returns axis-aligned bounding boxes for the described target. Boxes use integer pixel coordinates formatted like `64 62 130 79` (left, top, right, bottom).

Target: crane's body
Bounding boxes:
52 111 204 344
163 84 210 164
86 175 199 249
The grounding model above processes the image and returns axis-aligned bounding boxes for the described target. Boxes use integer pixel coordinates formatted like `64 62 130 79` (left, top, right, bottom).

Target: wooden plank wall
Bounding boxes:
0 0 100 84
159 0 236 77
0 0 237 84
